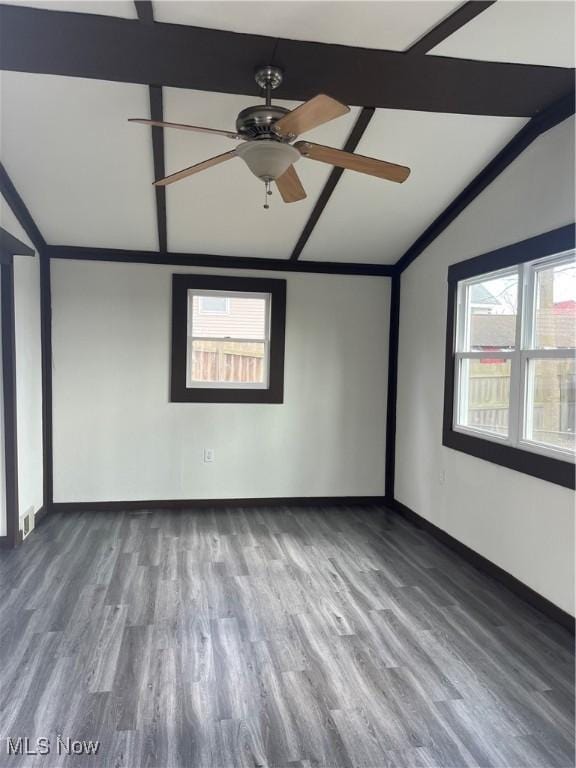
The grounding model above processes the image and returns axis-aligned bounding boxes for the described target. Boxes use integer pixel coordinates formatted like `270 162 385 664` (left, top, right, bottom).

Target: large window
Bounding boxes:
170 275 286 403
444 226 575 489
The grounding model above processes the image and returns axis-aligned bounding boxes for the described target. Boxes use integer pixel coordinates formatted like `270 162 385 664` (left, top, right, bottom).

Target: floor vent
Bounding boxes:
22 507 35 539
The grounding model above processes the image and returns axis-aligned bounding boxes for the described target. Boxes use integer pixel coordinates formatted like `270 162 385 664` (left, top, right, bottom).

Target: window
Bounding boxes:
170 275 286 403
443 225 575 489
189 291 269 389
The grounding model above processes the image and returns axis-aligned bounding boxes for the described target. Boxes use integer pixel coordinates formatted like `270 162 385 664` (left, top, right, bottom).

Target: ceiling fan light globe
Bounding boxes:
236 141 300 181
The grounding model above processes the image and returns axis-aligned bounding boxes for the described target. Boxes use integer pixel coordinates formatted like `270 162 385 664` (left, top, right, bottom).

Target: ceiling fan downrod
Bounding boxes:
254 65 284 107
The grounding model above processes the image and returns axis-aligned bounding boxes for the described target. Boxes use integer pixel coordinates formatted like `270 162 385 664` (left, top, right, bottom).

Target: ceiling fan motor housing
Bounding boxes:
235 104 291 139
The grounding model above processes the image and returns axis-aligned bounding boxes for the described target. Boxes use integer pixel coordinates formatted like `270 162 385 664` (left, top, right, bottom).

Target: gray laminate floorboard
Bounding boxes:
0 506 573 767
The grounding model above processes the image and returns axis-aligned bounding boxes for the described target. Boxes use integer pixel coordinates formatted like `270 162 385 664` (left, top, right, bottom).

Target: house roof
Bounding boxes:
471 306 576 349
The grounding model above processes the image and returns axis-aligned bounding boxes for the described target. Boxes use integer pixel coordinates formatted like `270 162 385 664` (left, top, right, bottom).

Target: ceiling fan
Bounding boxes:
129 65 410 209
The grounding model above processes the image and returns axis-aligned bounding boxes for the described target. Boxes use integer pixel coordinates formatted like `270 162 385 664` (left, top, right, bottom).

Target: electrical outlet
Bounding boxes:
204 448 215 463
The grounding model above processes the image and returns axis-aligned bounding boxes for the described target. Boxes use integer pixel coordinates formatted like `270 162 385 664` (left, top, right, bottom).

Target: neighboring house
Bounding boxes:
192 294 266 339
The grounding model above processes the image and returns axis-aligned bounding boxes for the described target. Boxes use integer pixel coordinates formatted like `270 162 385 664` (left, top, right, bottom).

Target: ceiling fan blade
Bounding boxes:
295 141 411 183
154 150 237 186
275 165 307 203
129 118 239 139
274 95 350 139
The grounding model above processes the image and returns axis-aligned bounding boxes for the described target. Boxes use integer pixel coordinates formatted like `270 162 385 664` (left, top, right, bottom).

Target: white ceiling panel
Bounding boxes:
0 0 137 18
163 87 359 258
300 109 528 264
431 1 575 68
0 72 157 249
155 1 462 51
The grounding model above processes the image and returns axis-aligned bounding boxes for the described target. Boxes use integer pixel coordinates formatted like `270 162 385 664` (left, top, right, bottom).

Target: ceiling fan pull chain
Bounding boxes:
263 179 271 210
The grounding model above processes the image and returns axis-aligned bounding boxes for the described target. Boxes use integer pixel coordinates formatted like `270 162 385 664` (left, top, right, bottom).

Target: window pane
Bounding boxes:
525 358 575 452
190 340 266 385
190 293 267 339
199 295 229 314
465 273 518 352
458 358 511 437
533 260 576 350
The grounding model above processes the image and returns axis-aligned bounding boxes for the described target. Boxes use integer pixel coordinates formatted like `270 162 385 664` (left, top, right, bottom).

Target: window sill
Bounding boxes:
442 426 575 489
170 386 283 404
453 424 575 463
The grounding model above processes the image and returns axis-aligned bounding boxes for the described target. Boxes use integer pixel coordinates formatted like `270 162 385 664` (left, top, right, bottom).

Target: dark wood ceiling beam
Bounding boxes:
134 1 154 23
133 2 167 252
395 91 575 274
46 245 395 276
0 163 46 252
290 108 374 261
407 1 497 55
148 85 167 252
0 4 573 117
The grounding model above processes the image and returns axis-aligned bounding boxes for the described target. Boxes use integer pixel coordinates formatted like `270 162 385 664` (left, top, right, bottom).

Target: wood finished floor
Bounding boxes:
0 505 573 768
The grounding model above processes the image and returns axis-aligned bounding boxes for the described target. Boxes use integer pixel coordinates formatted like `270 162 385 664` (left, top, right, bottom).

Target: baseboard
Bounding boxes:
0 506 48 550
34 504 49 523
0 528 22 549
51 496 387 513
386 496 575 635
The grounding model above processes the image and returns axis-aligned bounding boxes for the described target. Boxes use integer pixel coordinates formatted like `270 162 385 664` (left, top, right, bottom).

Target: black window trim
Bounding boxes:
443 224 576 490
170 274 286 404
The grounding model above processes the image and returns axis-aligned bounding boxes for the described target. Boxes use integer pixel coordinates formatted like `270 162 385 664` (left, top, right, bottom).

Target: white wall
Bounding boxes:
0 267 5 537
52 260 389 502
14 255 44 521
0 192 44 531
395 116 575 615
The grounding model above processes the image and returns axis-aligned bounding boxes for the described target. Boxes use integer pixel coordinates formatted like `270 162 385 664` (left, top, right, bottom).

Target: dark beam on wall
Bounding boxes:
0 227 35 262
1 262 20 548
0 4 573 117
39 253 53 510
149 85 167 252
407 1 497 55
0 165 52 516
46 245 395 277
396 90 576 275
384 272 400 500
0 228 33 545
290 108 374 261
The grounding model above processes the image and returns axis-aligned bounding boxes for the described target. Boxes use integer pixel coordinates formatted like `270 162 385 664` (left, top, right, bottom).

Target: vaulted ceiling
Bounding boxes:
0 1 574 267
